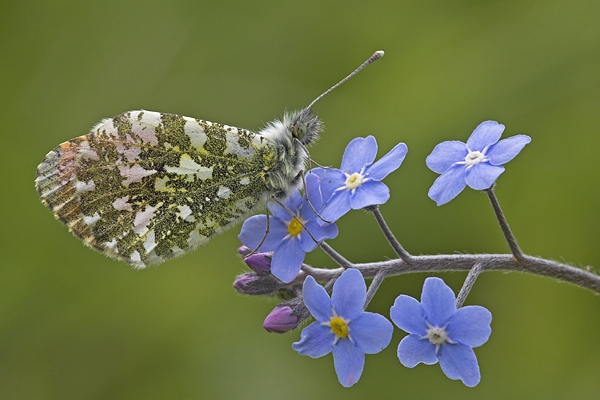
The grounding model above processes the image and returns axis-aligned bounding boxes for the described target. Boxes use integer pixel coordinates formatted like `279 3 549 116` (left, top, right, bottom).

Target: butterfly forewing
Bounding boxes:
35 110 276 268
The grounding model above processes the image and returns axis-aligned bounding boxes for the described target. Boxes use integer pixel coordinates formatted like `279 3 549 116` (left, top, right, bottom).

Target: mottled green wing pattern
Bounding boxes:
35 110 277 268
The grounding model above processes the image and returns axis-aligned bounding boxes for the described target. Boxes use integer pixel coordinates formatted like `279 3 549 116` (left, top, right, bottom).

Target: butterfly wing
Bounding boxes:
35 110 276 268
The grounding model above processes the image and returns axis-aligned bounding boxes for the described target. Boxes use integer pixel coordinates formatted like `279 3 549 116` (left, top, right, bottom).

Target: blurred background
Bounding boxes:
1 0 600 398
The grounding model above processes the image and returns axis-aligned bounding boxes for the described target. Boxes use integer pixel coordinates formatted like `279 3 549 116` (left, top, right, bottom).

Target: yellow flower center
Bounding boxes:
329 316 349 338
345 172 364 190
287 217 303 236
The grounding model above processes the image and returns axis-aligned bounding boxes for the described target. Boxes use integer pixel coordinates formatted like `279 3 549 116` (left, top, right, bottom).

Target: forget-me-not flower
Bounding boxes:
426 121 531 206
390 277 492 387
293 268 393 387
238 173 338 283
312 136 407 224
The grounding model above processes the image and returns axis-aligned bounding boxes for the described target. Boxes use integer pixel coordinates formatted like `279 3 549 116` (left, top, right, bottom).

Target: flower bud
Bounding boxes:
233 272 280 295
263 306 298 334
243 253 272 275
263 297 311 333
237 246 252 257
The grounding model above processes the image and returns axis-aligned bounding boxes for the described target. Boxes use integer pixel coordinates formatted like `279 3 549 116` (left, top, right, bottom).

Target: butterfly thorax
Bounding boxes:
258 108 322 198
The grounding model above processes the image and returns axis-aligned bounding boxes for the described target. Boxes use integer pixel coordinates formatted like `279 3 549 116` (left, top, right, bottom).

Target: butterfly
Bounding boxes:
35 51 384 268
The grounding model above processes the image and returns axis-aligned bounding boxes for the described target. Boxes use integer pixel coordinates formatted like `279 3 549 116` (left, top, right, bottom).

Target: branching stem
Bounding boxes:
297 253 600 294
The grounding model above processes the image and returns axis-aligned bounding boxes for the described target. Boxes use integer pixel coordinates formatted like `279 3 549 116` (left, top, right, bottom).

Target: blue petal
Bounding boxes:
317 220 339 240
349 180 390 209
302 275 332 322
390 295 427 336
292 322 333 358
333 338 365 387
310 168 346 204
270 190 303 220
421 277 457 327
238 215 288 251
427 164 467 206
426 141 467 174
270 203 294 222
271 238 306 283
304 172 324 211
486 134 532 165
465 163 504 190
299 200 317 223
332 268 366 320
397 335 438 367
269 205 292 222
438 344 481 387
350 312 393 354
367 142 408 181
466 121 504 151
298 221 338 252
297 227 320 253
447 306 492 348
341 136 377 172
319 188 351 224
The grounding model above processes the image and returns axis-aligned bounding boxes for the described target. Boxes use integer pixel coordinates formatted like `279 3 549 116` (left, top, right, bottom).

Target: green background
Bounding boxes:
2 0 600 398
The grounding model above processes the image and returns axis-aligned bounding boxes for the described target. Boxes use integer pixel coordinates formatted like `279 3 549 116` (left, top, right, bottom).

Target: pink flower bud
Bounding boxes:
263 305 298 334
244 253 272 275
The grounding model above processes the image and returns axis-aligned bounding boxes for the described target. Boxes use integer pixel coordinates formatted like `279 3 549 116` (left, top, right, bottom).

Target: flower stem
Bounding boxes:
323 276 338 292
365 269 388 308
456 262 483 308
486 188 524 262
302 253 600 294
369 206 412 263
319 242 353 269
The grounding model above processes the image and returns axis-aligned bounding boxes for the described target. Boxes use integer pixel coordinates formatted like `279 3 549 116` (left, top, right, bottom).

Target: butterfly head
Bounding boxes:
291 107 322 146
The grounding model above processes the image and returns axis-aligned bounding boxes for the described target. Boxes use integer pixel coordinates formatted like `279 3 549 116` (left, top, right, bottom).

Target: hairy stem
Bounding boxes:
456 262 483 308
365 269 388 308
369 206 412 263
299 253 600 294
486 188 524 261
319 242 353 269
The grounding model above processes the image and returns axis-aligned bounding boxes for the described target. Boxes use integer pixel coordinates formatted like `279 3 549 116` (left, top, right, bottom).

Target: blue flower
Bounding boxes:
312 136 407 224
238 173 338 283
426 121 531 206
292 268 393 387
390 277 492 387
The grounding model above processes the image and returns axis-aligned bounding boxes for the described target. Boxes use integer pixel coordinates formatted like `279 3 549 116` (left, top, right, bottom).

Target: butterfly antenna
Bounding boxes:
305 50 385 110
